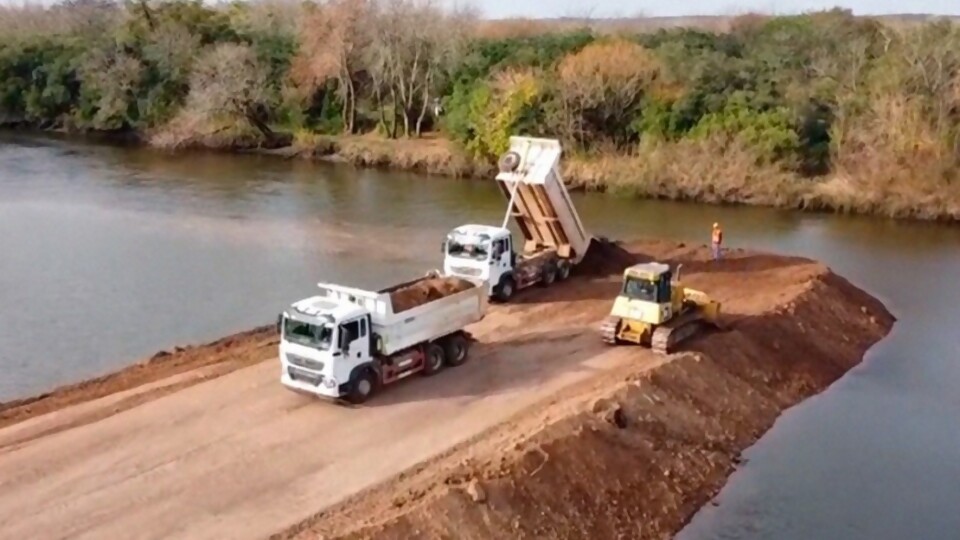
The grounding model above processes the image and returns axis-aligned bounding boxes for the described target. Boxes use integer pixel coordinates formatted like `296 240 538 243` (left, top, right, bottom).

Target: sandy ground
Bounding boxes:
0 240 892 540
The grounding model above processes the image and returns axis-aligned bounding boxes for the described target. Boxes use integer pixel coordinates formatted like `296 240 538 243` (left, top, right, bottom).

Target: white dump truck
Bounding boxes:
443 136 592 302
278 272 486 404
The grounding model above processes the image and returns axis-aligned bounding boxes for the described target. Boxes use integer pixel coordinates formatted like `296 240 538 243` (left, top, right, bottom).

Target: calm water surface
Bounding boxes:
1 131 959 539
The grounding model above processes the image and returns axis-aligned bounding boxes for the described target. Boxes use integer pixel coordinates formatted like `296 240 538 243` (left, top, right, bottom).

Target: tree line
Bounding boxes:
2 2 959 218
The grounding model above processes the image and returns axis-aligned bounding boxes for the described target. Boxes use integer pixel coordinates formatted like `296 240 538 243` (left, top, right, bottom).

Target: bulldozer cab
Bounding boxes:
610 262 677 327
621 263 672 305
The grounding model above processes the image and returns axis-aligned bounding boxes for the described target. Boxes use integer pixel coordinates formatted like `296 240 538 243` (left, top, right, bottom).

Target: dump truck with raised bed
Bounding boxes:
278 272 486 404
600 262 722 354
443 136 592 302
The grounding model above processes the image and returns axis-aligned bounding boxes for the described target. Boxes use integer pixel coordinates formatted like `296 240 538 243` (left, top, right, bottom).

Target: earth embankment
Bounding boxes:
0 240 892 540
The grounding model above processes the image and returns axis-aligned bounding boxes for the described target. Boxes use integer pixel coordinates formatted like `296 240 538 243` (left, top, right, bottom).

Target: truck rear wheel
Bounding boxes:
422 343 446 376
443 333 469 367
540 265 557 287
557 262 571 281
346 369 377 404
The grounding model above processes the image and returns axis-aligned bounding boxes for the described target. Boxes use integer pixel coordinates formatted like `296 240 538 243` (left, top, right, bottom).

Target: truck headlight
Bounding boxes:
324 377 337 389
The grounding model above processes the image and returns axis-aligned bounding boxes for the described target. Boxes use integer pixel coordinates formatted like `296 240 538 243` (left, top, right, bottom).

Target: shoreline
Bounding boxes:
4 126 959 223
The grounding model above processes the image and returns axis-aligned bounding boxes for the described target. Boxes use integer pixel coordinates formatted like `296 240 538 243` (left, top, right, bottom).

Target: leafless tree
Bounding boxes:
368 0 473 138
292 0 374 134
184 43 273 138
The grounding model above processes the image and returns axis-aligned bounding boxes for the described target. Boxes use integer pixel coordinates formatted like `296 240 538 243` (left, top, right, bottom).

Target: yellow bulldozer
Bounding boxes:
600 262 721 354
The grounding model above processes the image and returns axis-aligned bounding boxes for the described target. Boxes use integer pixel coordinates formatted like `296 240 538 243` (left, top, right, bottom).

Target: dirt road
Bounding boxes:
0 240 890 540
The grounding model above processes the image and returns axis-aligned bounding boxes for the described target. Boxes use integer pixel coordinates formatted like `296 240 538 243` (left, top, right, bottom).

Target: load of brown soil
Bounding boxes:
278 252 893 540
389 277 476 313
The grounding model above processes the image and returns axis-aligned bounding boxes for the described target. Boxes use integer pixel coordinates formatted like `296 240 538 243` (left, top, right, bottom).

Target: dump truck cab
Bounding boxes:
279 296 372 399
601 262 722 354
443 224 516 298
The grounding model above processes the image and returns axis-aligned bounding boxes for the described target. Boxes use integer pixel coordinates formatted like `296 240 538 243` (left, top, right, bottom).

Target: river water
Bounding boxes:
1 131 959 538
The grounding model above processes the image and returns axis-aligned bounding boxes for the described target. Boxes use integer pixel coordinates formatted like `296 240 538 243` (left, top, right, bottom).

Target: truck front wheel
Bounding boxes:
495 276 515 302
443 333 469 367
422 343 446 376
346 369 377 405
557 262 571 281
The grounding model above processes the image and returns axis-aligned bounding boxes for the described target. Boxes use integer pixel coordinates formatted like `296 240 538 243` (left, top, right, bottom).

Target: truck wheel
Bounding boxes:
557 262 571 281
443 333 469 367
346 369 377 405
540 265 557 287
422 343 446 376
495 276 515 302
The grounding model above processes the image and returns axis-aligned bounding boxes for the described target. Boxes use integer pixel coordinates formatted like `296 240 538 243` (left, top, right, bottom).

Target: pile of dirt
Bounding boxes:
576 237 641 277
278 261 893 540
389 277 476 313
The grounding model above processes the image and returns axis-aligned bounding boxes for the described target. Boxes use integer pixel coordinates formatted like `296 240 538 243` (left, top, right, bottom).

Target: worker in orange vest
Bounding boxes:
711 222 723 261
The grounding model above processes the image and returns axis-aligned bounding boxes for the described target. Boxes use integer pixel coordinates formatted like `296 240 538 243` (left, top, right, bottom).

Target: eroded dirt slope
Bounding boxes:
0 240 892 540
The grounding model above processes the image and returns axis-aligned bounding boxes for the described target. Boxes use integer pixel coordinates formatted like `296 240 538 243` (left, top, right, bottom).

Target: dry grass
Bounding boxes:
564 135 802 207
804 167 960 221
147 114 268 151
333 135 486 177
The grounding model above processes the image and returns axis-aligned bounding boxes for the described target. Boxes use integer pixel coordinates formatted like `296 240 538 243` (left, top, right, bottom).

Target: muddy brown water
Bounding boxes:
1 131 959 539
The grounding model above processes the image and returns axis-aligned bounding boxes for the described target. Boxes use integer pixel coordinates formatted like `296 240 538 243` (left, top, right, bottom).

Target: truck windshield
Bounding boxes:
282 318 333 349
623 277 658 302
447 239 488 261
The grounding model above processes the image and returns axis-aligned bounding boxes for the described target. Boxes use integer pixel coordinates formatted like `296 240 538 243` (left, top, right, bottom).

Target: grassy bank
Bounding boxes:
272 133 960 222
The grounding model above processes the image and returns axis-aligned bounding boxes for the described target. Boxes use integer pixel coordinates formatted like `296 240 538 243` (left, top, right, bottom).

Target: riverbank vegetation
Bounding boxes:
2 2 959 220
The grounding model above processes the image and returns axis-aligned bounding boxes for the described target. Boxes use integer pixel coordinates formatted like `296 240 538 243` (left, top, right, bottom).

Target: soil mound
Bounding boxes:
576 237 639 276
389 277 476 313
279 263 893 540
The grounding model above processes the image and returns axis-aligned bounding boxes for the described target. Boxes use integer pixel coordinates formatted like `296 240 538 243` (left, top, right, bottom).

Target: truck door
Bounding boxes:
500 237 512 272
340 319 369 363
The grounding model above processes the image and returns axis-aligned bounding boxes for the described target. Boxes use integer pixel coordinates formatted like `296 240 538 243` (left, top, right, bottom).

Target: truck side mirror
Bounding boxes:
276 314 283 334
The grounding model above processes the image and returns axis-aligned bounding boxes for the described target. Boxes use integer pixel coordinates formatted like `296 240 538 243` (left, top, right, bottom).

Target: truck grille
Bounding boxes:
451 266 482 277
288 367 322 386
286 353 323 371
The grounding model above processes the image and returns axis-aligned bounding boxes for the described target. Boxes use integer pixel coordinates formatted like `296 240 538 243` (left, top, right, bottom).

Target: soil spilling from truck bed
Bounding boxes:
389 277 476 314
576 237 642 276
278 243 894 540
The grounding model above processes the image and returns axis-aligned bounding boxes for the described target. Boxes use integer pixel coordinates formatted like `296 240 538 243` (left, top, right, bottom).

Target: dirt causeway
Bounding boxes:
0 239 893 540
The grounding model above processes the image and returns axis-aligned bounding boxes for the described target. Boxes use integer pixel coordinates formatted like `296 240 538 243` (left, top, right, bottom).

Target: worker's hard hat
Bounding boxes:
713 222 719 228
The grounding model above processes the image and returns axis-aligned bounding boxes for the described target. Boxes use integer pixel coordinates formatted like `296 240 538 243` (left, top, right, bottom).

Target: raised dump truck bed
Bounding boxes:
495 136 591 264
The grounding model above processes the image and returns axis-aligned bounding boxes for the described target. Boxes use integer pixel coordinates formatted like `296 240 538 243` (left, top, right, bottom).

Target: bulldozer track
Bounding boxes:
651 311 705 355
600 316 620 345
